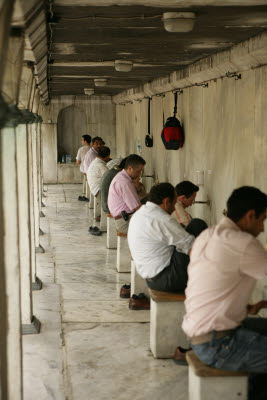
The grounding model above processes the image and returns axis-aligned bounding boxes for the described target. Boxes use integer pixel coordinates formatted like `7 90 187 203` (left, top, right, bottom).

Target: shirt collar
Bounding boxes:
121 169 132 181
219 216 241 231
91 147 98 154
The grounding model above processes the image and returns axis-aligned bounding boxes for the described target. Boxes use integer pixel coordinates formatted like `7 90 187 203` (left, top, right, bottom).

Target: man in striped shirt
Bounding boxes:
172 181 199 227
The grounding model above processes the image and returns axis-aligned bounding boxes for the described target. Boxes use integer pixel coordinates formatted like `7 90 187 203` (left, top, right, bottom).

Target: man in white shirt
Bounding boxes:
87 146 110 197
182 186 267 400
128 183 207 294
84 136 104 173
76 134 91 201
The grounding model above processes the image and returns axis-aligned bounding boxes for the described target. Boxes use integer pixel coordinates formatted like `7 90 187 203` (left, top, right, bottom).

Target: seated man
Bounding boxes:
182 186 267 400
76 134 91 201
84 136 104 173
87 146 110 197
108 154 146 234
100 157 127 214
128 182 207 293
172 181 199 227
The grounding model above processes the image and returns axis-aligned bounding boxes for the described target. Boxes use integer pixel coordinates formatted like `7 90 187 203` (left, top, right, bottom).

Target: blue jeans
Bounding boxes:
192 318 267 400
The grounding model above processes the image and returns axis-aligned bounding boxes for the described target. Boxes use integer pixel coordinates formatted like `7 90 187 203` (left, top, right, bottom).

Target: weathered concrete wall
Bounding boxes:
39 96 116 183
115 65 267 245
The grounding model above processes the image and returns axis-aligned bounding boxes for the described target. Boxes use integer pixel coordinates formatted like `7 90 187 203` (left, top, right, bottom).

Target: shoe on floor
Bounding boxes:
78 196 84 201
82 196 89 202
95 215 101 222
129 293 150 310
173 346 190 366
88 226 102 236
120 284 131 298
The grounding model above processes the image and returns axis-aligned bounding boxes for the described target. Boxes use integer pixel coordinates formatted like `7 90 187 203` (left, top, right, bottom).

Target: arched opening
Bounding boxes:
57 105 87 163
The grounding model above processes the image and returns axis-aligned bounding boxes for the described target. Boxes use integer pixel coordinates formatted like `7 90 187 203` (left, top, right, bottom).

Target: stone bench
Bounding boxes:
130 260 149 297
100 207 107 232
149 289 189 358
107 214 117 249
186 350 249 400
93 194 101 220
116 232 131 273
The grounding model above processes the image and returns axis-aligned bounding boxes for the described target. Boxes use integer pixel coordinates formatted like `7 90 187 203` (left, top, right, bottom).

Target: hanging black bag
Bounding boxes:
145 97 153 147
161 92 184 150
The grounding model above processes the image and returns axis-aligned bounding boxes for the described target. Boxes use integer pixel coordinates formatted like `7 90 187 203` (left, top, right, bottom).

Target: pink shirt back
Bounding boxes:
182 217 267 338
108 169 140 217
84 147 98 173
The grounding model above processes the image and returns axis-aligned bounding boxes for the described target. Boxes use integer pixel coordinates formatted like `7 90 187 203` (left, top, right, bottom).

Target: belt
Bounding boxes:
114 212 134 220
191 329 235 345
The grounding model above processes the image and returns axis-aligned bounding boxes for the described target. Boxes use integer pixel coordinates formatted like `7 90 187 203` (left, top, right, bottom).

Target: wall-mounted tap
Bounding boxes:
194 200 211 206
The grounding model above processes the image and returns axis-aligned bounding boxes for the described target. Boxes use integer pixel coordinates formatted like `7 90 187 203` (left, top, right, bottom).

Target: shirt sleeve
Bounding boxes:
160 217 195 255
240 238 267 279
76 148 82 161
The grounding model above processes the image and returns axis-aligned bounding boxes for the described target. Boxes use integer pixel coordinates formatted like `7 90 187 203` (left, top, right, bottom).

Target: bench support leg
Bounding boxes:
150 298 189 358
116 236 131 273
188 367 248 400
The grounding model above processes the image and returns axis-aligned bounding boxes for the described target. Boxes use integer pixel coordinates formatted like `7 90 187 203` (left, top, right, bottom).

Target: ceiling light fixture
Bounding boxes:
94 78 107 87
114 60 133 72
84 88 94 95
162 12 196 33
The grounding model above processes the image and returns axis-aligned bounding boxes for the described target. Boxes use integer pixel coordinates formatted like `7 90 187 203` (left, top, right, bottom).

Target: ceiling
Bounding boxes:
45 1 267 97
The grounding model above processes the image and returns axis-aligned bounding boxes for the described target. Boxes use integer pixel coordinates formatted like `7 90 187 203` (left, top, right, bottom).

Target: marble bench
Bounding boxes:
100 207 107 232
93 195 101 220
149 289 189 358
130 260 149 298
107 214 117 249
186 351 249 400
116 232 131 273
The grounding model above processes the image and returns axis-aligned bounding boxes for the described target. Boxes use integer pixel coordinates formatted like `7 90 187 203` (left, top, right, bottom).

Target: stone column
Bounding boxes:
0 103 23 400
16 112 41 334
32 120 45 253
0 95 9 400
28 123 42 290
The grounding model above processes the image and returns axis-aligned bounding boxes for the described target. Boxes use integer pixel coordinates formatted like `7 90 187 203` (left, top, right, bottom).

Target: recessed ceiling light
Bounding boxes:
162 12 196 33
94 78 108 87
114 60 133 72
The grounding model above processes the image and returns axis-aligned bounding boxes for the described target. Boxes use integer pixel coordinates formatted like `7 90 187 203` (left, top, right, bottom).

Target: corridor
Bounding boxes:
23 184 188 400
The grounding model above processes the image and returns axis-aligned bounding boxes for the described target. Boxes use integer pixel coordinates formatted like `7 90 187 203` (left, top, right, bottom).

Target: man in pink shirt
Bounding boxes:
83 136 104 173
182 186 267 400
108 154 146 234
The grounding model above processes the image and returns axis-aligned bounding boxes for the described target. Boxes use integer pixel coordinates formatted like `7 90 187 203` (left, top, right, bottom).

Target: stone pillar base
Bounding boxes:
22 316 41 335
32 276 42 291
40 211 45 217
41 201 45 207
35 244 45 253
39 228 44 236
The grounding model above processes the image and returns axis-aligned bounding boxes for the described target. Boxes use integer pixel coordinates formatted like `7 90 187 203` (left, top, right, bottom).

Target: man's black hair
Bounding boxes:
227 186 267 222
97 146 110 159
175 181 199 198
149 183 175 205
82 134 91 144
92 136 103 144
124 154 146 170
118 157 128 170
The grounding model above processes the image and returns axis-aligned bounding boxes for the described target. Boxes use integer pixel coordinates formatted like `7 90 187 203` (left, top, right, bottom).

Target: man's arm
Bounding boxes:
247 300 267 315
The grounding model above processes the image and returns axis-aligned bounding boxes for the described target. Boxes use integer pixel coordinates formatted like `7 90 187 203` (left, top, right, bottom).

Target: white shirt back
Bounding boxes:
128 202 194 279
87 158 108 196
76 145 90 173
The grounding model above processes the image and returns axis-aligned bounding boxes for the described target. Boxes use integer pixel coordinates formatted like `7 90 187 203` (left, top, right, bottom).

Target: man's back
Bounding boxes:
108 169 140 217
87 158 108 196
128 201 194 279
76 146 90 173
183 216 267 337
100 168 119 213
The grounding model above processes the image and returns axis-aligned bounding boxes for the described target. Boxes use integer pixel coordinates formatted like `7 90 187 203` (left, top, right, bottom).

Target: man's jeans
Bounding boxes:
192 318 267 400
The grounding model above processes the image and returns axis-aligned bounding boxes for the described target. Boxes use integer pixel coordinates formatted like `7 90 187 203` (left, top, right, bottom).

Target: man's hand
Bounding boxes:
247 300 267 315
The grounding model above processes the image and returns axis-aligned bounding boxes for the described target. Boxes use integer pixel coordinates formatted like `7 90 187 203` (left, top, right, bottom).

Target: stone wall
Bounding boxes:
39 95 116 184
114 35 267 250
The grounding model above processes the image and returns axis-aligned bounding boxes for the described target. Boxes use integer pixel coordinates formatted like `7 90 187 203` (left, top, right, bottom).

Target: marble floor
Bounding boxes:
23 184 188 400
